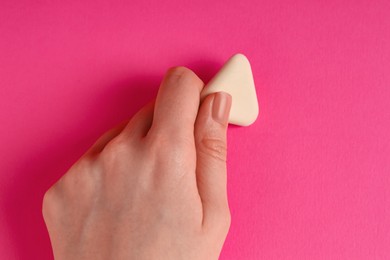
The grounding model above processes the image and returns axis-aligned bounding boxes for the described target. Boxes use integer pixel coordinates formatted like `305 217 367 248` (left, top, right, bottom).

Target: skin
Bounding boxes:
42 66 232 260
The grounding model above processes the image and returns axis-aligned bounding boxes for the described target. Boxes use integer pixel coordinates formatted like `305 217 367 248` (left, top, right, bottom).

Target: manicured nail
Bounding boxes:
212 92 232 124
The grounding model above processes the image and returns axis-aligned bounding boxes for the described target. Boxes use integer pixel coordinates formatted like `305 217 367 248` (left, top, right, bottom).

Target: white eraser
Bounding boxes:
200 53 259 126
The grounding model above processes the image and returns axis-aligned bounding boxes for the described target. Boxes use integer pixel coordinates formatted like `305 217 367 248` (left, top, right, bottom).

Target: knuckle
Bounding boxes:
69 156 99 182
198 137 227 162
146 132 170 153
145 133 195 178
42 156 100 219
147 131 193 155
100 136 130 162
73 153 96 170
42 187 53 208
66 159 100 193
42 184 60 218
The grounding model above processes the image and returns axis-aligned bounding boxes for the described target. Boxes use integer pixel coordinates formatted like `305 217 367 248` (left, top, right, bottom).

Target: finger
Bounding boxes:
86 120 128 155
120 101 155 139
194 92 232 229
86 101 154 155
148 66 204 140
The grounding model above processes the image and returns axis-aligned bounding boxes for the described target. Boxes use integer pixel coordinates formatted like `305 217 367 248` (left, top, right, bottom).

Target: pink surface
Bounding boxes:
1 1 390 259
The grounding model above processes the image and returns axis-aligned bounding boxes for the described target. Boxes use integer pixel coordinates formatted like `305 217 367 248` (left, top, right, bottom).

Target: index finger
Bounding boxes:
148 66 204 139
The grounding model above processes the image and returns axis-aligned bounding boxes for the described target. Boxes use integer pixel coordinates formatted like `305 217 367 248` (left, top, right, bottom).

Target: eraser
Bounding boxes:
200 53 259 126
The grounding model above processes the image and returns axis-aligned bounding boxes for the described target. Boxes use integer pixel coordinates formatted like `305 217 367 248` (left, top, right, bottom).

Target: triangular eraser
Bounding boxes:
200 53 259 126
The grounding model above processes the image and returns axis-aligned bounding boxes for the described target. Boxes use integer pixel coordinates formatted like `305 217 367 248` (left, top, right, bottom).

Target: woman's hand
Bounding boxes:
42 66 232 260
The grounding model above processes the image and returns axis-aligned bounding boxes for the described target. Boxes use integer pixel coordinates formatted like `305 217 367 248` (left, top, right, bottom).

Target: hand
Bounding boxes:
42 67 232 260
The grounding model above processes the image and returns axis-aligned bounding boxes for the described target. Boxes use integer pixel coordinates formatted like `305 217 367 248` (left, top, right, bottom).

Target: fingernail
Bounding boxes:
212 92 232 124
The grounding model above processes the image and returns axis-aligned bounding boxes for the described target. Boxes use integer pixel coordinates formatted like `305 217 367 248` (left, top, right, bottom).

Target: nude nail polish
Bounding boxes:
212 92 232 124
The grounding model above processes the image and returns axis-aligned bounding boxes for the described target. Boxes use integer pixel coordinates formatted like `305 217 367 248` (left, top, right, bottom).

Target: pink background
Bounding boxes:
1 0 389 259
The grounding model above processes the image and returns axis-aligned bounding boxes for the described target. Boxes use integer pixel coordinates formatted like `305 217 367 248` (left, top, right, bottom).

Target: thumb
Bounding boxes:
194 92 232 230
